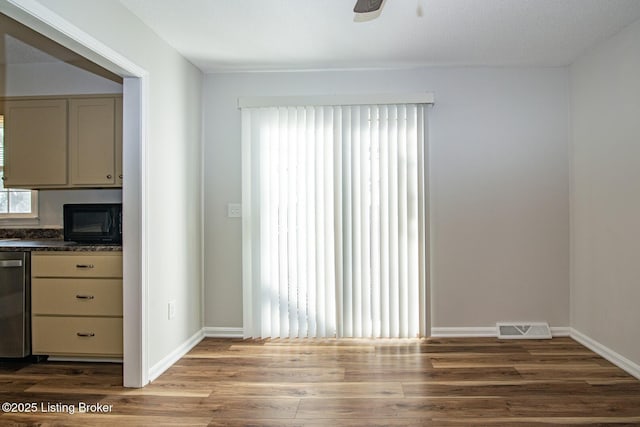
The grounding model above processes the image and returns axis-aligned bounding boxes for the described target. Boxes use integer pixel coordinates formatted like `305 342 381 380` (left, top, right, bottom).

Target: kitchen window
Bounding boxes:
0 115 38 219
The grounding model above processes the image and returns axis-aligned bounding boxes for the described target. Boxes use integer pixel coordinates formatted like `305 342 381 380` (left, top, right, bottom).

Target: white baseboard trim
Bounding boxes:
430 326 571 338
203 326 244 338
148 329 204 382
570 328 640 381
430 327 496 337
550 326 572 337
48 357 123 363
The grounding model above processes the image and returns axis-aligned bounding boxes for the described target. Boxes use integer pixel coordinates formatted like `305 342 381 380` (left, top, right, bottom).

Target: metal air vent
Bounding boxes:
497 322 552 339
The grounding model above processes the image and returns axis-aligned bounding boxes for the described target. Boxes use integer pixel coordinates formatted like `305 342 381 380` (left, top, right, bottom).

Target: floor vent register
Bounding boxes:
497 322 552 339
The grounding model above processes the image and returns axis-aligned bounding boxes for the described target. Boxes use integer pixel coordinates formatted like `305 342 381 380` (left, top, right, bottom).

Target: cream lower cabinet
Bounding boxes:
31 252 123 357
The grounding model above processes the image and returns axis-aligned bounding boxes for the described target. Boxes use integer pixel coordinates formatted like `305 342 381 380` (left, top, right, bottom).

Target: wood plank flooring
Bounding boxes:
1 337 640 426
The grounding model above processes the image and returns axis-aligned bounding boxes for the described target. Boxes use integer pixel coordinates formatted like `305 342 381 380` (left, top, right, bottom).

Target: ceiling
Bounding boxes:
119 0 640 73
0 13 121 82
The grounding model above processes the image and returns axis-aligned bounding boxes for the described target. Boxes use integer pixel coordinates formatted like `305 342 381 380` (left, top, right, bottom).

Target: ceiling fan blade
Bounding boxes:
353 0 384 13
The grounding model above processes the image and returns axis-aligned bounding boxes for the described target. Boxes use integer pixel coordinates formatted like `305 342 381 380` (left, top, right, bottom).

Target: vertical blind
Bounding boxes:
242 102 428 339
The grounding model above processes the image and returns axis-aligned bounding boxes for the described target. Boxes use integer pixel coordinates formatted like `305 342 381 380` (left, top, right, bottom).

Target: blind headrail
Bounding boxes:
238 93 434 109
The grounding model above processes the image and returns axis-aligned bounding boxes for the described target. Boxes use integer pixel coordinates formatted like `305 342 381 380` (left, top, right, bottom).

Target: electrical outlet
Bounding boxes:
168 300 176 320
227 203 242 218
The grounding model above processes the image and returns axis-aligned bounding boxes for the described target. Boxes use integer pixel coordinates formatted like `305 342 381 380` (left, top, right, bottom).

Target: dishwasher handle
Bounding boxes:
0 259 23 268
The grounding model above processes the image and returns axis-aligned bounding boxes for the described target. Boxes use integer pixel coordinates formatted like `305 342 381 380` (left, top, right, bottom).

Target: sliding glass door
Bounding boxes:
242 101 429 339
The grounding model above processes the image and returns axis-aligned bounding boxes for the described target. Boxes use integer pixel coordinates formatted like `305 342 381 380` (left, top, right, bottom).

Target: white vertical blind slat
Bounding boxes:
307 107 317 337
360 106 372 337
407 105 420 338
379 105 390 338
333 106 344 338
370 105 381 338
297 107 309 338
398 105 409 338
342 107 353 338
417 106 427 337
241 109 254 338
352 106 363 338
277 108 288 338
323 107 337 337
314 107 324 337
388 105 400 337
268 108 281 337
287 107 299 338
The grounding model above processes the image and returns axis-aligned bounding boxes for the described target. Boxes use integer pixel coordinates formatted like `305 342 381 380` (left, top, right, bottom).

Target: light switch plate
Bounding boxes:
227 203 242 218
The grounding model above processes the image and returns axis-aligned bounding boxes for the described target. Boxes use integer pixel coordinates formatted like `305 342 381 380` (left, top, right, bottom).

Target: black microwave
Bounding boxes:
63 203 122 244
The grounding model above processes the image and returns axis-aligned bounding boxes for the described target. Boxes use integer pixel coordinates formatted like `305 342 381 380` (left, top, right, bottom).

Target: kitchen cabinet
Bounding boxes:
69 97 119 186
2 99 68 187
31 252 123 357
115 97 123 186
1 95 123 189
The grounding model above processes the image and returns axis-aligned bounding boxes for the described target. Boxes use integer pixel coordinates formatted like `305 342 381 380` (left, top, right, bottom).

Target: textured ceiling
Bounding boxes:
119 0 640 72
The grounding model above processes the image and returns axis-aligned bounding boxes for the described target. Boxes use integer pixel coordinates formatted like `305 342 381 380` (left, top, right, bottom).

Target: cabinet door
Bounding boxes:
3 99 68 187
69 98 116 186
32 252 123 278
115 97 123 186
32 278 123 316
32 316 123 356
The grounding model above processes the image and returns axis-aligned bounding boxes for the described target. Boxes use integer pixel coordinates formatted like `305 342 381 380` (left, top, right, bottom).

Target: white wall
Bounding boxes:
37 189 122 227
203 67 570 331
570 19 640 366
3 60 123 228
14 0 204 373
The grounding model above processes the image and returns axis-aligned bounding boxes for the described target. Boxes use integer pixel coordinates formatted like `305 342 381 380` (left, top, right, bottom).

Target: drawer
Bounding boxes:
32 316 122 356
32 252 122 278
32 278 122 316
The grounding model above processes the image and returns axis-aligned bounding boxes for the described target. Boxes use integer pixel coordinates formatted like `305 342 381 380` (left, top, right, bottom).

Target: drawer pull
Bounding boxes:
76 332 95 337
75 295 95 300
76 264 95 269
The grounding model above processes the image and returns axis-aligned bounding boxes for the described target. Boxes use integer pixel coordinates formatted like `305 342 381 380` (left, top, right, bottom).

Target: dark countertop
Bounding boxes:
0 228 121 252
0 239 122 252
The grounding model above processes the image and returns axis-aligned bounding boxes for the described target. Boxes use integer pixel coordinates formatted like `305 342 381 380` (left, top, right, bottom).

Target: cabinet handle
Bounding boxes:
119 174 123 179
75 295 95 300
107 174 113 179
76 332 95 337
76 264 95 269
1 176 5 181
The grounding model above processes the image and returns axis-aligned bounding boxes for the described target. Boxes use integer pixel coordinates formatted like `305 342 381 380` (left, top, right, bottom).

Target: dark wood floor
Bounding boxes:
1 337 640 426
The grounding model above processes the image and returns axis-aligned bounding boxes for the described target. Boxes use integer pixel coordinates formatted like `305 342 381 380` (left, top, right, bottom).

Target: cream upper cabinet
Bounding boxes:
2 95 122 189
69 97 117 186
3 99 68 187
115 97 123 186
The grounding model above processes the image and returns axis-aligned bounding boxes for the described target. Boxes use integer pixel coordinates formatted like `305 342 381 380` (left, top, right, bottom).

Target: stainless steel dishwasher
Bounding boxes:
0 251 31 358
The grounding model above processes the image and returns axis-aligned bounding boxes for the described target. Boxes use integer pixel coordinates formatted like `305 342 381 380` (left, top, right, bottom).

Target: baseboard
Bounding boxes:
148 329 204 382
430 326 571 338
570 328 640 381
550 326 572 337
48 357 123 363
203 326 244 338
430 327 496 337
